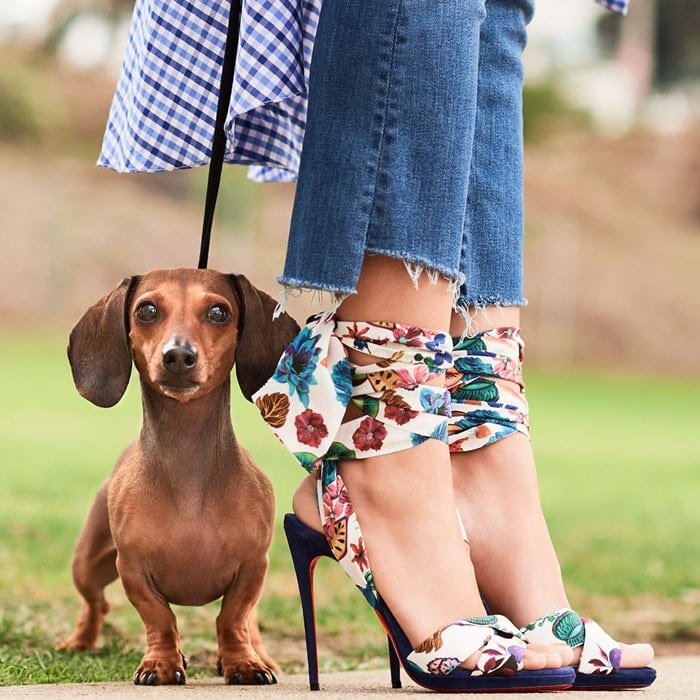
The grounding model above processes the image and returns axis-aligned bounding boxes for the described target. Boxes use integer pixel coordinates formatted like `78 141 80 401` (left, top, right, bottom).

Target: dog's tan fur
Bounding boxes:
58 269 298 686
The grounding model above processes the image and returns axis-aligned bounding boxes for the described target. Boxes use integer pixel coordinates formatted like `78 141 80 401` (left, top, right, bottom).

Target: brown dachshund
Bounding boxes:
58 268 298 686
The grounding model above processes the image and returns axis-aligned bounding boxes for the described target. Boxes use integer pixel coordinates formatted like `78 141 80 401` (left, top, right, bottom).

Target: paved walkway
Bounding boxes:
0 656 694 698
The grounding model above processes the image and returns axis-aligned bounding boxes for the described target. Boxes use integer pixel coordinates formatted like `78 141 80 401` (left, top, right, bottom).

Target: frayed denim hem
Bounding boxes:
364 248 465 310
275 252 466 319
273 277 353 319
454 296 529 339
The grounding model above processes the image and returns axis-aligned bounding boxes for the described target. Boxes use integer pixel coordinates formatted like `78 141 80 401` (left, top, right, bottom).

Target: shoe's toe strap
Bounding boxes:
408 615 527 676
521 608 622 675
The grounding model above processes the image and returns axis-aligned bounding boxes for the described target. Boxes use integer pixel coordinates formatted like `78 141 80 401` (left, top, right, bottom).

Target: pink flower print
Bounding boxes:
352 416 388 451
394 365 436 389
322 475 354 522
394 368 418 389
392 325 423 346
294 409 328 448
322 481 346 526
492 358 522 384
350 537 369 572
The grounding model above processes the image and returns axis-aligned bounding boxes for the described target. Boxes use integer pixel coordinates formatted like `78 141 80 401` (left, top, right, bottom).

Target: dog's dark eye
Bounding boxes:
207 304 230 324
135 302 158 323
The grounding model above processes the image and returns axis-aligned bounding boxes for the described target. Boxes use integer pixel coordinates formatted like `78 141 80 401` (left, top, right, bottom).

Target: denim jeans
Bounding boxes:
280 0 535 314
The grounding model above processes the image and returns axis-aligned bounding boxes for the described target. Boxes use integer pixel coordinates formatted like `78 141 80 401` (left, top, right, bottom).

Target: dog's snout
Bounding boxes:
162 341 198 375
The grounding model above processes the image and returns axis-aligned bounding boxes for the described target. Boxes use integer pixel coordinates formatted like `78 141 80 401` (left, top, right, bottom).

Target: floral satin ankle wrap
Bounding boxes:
448 328 529 452
254 314 532 677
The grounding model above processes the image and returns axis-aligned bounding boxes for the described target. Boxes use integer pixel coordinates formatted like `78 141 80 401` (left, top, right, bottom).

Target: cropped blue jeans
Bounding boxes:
280 0 535 315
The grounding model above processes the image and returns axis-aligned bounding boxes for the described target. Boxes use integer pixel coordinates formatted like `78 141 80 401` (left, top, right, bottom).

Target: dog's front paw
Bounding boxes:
57 633 96 652
133 655 186 685
219 655 278 685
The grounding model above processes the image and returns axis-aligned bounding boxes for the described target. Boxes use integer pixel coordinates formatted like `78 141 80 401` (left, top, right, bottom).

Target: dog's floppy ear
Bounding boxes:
68 277 139 408
228 274 300 401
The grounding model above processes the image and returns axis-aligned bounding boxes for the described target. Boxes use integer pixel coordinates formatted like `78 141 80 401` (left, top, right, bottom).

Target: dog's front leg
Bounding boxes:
216 558 277 685
118 566 186 685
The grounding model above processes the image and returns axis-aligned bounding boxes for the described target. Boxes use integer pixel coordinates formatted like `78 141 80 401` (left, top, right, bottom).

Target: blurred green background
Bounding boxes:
0 0 699 686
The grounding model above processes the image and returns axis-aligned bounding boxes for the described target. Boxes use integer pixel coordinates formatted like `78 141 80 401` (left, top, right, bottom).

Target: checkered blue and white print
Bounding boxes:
596 0 629 15
99 0 321 182
99 0 628 182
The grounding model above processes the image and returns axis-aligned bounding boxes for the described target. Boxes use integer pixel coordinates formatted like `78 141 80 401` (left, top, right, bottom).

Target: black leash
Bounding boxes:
198 0 243 270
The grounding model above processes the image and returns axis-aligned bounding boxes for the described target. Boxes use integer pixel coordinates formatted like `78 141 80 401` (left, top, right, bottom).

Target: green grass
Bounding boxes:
1 333 698 685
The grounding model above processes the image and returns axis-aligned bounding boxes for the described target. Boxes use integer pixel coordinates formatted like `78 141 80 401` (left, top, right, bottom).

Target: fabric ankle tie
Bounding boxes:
253 312 453 604
448 327 529 452
254 312 453 470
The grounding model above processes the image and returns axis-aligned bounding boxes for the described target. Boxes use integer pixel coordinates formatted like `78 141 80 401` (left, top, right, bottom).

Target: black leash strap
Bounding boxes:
198 0 243 269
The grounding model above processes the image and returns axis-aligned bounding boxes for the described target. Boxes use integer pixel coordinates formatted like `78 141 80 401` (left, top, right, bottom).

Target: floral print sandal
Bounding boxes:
449 328 656 690
254 314 575 692
522 609 656 689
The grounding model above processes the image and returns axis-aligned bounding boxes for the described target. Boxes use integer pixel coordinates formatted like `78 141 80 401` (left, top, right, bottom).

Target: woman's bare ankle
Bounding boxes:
292 474 323 532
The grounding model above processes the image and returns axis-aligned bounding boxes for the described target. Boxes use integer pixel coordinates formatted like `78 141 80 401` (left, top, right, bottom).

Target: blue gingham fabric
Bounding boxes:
99 0 628 183
99 0 321 182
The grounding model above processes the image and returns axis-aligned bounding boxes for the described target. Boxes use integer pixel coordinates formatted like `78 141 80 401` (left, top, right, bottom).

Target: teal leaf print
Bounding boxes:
453 336 487 353
453 409 515 431
293 451 320 473
353 395 380 418
452 378 498 402
326 441 357 462
454 356 494 376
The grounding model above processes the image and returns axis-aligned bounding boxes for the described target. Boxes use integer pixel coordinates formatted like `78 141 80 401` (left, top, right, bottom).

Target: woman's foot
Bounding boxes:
292 460 563 671
448 304 653 672
451 435 655 671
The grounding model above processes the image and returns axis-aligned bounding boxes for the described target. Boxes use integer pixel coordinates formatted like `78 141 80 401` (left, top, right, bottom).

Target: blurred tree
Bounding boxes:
656 0 700 86
598 0 700 88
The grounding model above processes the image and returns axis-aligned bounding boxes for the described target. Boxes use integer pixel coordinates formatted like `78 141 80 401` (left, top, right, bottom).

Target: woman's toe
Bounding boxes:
521 648 548 670
620 642 655 668
527 642 572 667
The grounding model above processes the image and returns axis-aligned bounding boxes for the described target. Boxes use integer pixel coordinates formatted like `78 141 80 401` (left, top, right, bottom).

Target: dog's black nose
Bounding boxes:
162 341 198 374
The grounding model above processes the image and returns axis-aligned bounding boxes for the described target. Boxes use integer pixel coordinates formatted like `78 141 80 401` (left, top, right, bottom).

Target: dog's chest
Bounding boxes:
142 520 242 606
112 497 254 606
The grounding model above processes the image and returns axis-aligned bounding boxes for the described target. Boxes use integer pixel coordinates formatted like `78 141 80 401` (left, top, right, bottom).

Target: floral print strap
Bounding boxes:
253 313 453 607
521 608 622 675
254 313 453 469
448 327 529 452
408 615 527 677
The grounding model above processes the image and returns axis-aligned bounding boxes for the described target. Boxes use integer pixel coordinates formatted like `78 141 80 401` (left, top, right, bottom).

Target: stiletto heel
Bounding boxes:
388 635 402 689
284 514 327 690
